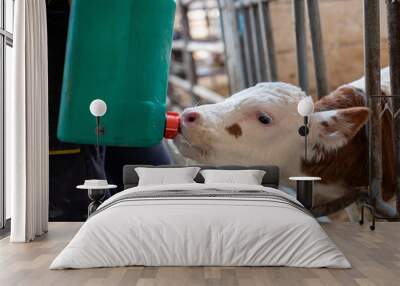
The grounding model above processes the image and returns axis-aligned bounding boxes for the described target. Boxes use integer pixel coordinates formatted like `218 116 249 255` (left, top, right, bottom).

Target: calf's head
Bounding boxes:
174 82 369 175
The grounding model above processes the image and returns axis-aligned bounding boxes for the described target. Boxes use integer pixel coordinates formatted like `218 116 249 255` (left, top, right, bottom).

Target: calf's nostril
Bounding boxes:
188 114 197 122
184 111 200 124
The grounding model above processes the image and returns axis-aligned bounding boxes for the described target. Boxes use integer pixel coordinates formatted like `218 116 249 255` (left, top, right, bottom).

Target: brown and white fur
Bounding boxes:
174 68 396 219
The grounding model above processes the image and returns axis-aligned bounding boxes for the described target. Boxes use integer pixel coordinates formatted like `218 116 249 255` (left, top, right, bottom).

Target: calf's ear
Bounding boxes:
310 107 369 150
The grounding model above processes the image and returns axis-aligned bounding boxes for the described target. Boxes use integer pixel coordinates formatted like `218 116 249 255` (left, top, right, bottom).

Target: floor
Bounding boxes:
0 222 399 286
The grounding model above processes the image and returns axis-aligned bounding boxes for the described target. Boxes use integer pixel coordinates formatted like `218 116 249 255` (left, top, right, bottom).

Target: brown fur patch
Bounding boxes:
319 106 369 140
321 121 329 128
225 123 242 138
315 86 366 111
302 86 396 202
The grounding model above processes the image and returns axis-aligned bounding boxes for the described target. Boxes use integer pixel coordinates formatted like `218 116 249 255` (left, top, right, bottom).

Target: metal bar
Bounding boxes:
242 6 256 86
364 0 381 216
258 1 277 81
169 75 225 103
234 0 270 9
179 2 197 103
386 0 400 216
218 0 246 93
370 95 400 97
172 40 224 54
307 0 328 98
257 1 270 81
236 8 250 87
293 0 309 93
186 5 220 11
253 2 267 82
254 1 270 81
249 4 262 83
180 0 195 6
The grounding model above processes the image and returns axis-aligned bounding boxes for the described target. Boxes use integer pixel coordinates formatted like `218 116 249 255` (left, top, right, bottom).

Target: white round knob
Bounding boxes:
89 99 107 117
297 97 314 117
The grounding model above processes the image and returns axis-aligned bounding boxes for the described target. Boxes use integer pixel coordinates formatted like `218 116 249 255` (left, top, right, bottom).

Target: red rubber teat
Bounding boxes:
164 111 180 139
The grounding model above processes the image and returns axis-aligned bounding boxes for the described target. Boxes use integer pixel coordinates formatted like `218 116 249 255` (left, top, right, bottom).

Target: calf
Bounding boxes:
174 70 396 217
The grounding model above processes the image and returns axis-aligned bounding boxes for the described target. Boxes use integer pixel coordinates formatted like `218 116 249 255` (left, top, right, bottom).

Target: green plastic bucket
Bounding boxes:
57 0 176 147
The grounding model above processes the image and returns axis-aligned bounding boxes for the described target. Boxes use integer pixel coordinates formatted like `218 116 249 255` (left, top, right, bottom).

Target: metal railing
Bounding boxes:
169 0 225 107
360 0 400 230
171 0 400 224
219 0 327 97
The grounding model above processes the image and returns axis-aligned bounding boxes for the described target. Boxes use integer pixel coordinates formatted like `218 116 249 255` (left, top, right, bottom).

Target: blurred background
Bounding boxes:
168 0 389 108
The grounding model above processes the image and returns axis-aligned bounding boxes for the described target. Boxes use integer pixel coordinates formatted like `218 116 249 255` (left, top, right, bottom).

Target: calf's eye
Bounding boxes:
258 113 272 125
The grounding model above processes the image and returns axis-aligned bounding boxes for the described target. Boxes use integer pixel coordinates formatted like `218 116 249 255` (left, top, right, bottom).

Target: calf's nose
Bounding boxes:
182 110 201 125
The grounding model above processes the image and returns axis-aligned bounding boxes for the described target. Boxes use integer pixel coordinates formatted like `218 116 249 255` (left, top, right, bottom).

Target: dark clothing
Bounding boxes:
49 146 106 221
47 0 73 151
105 143 172 194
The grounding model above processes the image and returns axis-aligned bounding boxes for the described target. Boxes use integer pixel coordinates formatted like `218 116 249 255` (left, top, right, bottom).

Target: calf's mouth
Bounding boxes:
174 131 211 162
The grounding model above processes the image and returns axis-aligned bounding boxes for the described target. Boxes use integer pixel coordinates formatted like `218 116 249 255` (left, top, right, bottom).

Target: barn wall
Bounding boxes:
270 0 389 97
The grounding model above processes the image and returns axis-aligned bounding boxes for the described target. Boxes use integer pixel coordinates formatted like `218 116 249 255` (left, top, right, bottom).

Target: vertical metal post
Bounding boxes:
386 0 400 215
235 7 250 87
253 2 267 82
249 4 262 83
258 0 278 81
95 117 100 162
243 5 256 86
304 116 308 161
293 0 309 93
364 0 381 224
179 2 197 103
307 0 328 98
218 0 246 93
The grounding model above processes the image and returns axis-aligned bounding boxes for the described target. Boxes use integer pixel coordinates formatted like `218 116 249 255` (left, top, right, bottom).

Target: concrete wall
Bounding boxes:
269 0 389 96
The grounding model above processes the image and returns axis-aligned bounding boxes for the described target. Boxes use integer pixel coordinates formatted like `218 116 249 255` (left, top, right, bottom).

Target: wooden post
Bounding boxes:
293 0 309 93
307 0 328 98
386 0 400 215
258 0 278 81
218 0 247 93
364 0 382 211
